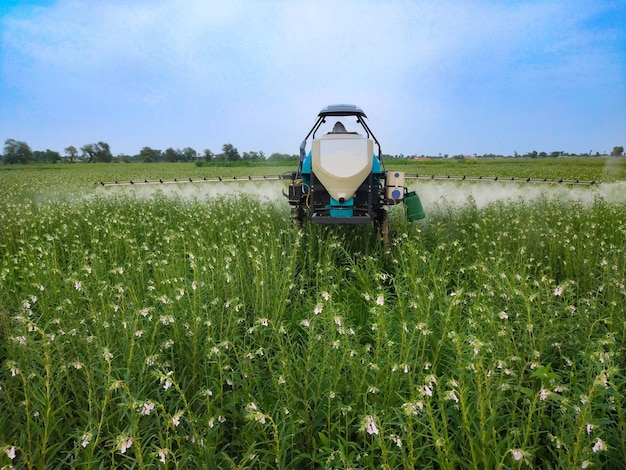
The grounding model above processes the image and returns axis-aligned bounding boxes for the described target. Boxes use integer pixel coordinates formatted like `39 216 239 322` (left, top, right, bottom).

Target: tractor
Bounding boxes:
285 104 425 243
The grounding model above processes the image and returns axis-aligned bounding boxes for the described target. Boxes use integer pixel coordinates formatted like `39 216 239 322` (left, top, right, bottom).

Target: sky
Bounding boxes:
1 0 624 157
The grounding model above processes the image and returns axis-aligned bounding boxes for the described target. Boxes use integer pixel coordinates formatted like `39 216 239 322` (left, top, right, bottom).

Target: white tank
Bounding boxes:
312 133 373 202
385 171 405 200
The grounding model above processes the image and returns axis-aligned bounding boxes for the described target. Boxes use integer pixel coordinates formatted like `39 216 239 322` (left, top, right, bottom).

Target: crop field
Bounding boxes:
1 159 625 469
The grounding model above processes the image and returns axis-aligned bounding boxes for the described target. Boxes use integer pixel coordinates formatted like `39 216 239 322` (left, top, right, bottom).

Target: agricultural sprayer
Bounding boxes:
285 104 425 237
100 104 427 245
99 104 597 246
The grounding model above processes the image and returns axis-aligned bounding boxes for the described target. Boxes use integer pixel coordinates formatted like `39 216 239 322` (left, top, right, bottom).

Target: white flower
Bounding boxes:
118 437 133 454
74 281 82 291
172 411 183 427
592 437 606 453
158 448 168 463
140 402 155 415
445 390 459 403
390 434 402 448
159 315 174 325
511 449 524 461
103 348 113 361
402 401 424 416
163 379 172 390
314 304 323 315
498 311 508 320
81 433 91 448
554 286 563 296
6 446 16 459
363 415 379 435
322 291 330 301
376 295 384 306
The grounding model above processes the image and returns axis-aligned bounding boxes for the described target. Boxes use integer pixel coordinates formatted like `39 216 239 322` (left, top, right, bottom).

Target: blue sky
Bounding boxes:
1 0 624 157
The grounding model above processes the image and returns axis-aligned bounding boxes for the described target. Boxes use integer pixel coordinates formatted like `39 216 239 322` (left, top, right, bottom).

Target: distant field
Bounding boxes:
1 158 625 468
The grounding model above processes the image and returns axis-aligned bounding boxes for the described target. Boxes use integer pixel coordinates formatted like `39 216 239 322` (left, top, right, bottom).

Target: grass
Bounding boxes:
1 159 625 468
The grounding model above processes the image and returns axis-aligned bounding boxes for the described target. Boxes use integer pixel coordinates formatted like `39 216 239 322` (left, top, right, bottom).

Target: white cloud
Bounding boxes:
1 0 624 155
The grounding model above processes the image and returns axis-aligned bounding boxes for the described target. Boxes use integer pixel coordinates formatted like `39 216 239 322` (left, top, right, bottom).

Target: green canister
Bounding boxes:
405 191 425 221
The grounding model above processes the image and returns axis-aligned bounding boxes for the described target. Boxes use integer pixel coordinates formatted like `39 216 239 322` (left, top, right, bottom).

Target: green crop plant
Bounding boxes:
1 162 624 468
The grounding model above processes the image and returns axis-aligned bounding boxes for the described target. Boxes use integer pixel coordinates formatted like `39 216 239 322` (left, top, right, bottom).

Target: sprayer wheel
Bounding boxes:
291 208 304 229
381 218 390 250
376 211 390 250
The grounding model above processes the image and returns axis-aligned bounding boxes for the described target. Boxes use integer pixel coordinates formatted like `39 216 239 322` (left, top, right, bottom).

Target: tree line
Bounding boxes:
1 139 298 164
2 138 623 164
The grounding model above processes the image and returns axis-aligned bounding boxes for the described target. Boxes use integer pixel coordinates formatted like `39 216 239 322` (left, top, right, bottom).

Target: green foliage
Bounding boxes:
222 143 241 162
81 142 113 163
0 164 625 468
3 139 33 164
388 157 626 182
139 146 162 163
267 152 298 162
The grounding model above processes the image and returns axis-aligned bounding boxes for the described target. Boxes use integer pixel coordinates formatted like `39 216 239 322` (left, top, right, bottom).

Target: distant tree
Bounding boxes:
202 149 214 162
222 143 240 162
610 146 624 156
139 147 161 163
181 147 197 162
163 147 180 162
3 139 32 164
34 149 61 163
80 144 96 162
81 142 112 162
64 145 78 162
242 151 263 161
267 152 297 162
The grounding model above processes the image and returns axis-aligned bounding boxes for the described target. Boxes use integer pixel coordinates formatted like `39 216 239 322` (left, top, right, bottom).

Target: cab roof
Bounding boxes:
318 104 367 118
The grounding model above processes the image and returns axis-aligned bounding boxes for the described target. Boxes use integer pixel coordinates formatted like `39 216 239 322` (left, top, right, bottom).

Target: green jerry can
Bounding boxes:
405 191 425 221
